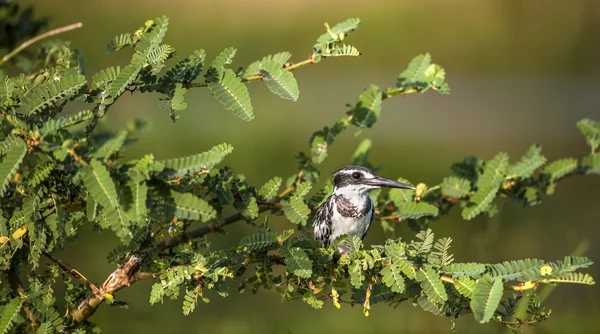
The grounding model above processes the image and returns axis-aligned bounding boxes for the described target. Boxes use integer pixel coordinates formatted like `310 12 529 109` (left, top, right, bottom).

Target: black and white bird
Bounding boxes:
313 166 414 253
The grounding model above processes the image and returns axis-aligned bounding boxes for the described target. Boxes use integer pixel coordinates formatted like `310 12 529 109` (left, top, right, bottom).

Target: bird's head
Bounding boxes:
332 165 415 196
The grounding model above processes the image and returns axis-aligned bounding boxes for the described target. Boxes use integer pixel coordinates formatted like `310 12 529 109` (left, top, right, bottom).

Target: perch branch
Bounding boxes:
0 22 83 66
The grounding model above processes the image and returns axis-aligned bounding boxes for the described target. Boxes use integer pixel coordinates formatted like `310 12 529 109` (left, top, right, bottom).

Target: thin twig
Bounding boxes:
6 269 39 331
1 22 83 66
43 252 100 295
188 58 314 88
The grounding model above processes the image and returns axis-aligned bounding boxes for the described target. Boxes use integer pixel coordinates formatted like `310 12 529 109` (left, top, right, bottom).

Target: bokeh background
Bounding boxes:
13 0 600 333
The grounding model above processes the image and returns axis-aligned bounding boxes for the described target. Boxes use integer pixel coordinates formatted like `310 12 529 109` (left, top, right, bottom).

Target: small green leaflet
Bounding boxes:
582 154 600 175
167 190 216 222
238 231 278 251
576 118 600 152
351 139 372 167
0 298 23 334
258 176 282 200
542 158 578 181
282 196 311 225
350 84 382 129
507 144 546 179
260 60 299 101
208 69 254 121
244 52 292 77
396 202 439 219
160 143 233 178
19 74 87 115
284 247 312 278
440 176 471 198
317 18 360 43
389 178 414 204
454 276 476 298
416 265 448 303
442 262 486 278
470 275 503 323
0 137 27 197
462 152 509 220
380 264 406 293
125 180 148 224
108 54 144 98
397 53 431 90
233 192 258 219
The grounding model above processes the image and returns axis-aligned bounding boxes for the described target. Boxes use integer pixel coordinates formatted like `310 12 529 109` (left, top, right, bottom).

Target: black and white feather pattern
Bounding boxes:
313 194 374 248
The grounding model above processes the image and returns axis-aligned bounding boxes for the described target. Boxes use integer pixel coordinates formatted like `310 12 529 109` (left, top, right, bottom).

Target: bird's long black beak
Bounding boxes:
366 176 415 190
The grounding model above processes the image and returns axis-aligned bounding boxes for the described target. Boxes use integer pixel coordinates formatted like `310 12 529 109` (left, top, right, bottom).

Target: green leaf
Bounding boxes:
417 296 444 317
260 60 299 101
389 178 415 204
442 262 486 278
380 264 406 293
416 265 448 303
462 152 509 220
507 144 547 179
26 161 54 188
470 275 503 323
107 33 133 53
40 109 95 137
258 176 282 200
317 18 361 43
160 49 205 93
282 196 311 225
430 237 453 267
208 69 254 121
440 176 471 198
92 66 120 89
135 16 169 55
350 84 382 129
454 276 476 298
239 232 278 251
0 298 22 334
94 129 128 160
546 272 595 285
0 138 26 197
170 83 188 111
581 154 600 175
82 160 119 209
284 247 312 278
487 258 545 281
167 190 216 222
557 256 594 274
396 202 439 219
577 118 600 152
160 143 233 178
20 74 86 115
108 54 144 98
409 229 435 255
292 181 312 198
233 192 258 220
330 44 361 57
0 135 18 156
182 289 199 315
125 180 148 224
210 47 237 76
243 52 291 77
542 158 578 181
396 53 431 90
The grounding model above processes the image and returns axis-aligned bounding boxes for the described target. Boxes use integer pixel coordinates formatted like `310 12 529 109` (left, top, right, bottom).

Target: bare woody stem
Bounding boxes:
0 22 83 66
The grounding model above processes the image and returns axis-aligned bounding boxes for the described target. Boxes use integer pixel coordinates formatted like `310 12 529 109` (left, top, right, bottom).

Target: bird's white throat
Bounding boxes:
333 185 370 207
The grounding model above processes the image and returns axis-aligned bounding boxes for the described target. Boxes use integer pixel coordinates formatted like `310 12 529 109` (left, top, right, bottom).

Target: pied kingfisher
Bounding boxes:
313 166 414 253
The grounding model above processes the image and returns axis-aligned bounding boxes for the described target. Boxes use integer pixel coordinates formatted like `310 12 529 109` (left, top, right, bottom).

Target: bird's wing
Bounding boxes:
361 196 375 240
313 197 334 247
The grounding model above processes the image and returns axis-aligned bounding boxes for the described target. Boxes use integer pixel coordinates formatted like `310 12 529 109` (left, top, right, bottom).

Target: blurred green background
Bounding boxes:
13 0 600 333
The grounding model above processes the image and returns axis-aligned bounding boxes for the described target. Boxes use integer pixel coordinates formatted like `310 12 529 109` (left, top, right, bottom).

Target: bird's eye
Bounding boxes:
352 172 362 180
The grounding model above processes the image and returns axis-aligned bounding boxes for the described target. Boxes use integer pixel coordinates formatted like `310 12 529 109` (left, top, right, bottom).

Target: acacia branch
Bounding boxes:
187 58 314 88
0 22 83 66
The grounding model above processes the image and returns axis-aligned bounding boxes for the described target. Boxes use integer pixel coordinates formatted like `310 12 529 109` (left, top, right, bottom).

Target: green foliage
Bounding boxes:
0 298 22 334
462 152 509 220
470 275 503 323
260 60 299 101
283 247 313 278
258 176 282 201
19 74 86 115
577 118 600 152
0 11 595 334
